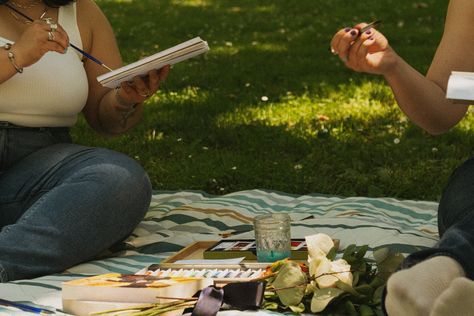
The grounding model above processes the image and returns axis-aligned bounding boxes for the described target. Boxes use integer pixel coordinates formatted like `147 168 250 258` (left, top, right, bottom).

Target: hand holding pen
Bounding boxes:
1 1 112 72
329 20 398 76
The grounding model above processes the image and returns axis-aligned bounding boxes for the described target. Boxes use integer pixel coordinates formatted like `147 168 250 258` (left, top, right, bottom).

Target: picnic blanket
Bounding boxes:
0 189 439 315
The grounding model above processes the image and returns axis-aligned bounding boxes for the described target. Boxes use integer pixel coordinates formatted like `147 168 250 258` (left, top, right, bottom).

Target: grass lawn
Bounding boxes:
72 0 474 201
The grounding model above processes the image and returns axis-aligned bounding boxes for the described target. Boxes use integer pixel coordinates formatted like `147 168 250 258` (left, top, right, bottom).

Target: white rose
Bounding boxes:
305 233 334 257
306 233 353 288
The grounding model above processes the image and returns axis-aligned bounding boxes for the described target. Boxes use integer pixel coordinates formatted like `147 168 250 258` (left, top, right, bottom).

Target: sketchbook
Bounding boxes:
61 273 212 316
97 37 209 88
446 71 474 101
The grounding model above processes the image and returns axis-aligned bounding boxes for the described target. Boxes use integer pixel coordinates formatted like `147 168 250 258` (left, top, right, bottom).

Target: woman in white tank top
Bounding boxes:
0 0 170 282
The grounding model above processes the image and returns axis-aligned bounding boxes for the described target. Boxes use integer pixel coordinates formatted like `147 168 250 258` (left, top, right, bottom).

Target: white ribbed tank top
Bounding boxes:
0 3 89 127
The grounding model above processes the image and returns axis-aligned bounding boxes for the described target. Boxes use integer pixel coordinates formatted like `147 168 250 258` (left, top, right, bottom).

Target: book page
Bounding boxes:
97 37 209 88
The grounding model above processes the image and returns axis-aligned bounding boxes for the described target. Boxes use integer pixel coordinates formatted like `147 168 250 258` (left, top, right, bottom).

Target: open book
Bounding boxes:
446 71 474 101
97 37 209 88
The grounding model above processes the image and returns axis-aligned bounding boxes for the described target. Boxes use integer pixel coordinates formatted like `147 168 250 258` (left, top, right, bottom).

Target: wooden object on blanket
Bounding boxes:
61 273 212 316
140 239 339 286
162 240 339 263
202 238 340 260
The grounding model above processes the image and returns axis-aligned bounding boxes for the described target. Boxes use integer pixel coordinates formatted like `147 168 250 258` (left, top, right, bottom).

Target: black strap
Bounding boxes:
191 281 267 316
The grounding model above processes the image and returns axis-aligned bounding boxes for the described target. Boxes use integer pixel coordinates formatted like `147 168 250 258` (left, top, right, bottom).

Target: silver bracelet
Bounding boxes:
3 43 23 74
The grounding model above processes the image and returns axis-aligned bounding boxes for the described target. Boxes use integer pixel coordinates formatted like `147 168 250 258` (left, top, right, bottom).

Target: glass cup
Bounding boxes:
253 213 291 262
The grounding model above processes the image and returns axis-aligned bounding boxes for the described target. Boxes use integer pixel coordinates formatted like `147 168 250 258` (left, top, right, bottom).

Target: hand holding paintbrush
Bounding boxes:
329 20 396 75
0 0 113 71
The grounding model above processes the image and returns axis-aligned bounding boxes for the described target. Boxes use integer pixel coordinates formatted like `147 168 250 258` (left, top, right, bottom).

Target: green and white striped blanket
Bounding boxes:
0 189 438 315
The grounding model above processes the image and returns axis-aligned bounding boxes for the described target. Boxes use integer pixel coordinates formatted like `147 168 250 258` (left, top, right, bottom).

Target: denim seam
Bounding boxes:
17 191 50 224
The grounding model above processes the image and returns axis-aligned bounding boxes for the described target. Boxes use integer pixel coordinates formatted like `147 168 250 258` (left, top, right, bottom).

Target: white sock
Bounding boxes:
385 256 465 316
430 277 474 316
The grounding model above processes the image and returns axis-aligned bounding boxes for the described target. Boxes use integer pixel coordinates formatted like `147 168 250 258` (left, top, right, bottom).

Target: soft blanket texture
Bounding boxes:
0 189 439 315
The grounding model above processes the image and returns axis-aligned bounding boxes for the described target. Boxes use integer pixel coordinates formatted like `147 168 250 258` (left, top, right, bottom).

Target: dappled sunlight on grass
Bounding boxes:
154 86 210 105
80 0 468 199
171 0 211 7
211 42 288 56
216 81 403 140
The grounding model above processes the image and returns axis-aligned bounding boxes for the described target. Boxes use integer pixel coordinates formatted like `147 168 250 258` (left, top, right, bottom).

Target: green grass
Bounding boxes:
72 0 474 201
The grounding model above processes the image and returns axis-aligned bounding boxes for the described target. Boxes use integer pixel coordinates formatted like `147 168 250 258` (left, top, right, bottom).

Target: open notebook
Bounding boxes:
97 37 209 88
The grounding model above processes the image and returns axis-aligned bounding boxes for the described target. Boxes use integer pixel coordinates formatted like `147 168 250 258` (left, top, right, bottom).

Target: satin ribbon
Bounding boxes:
191 281 267 316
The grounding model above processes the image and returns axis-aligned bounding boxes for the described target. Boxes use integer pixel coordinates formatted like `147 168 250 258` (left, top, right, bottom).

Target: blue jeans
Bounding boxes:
382 157 474 314
0 125 151 282
396 157 474 279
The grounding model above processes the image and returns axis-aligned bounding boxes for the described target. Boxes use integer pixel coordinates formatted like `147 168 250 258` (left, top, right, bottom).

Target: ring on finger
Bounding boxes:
139 91 151 98
48 31 55 41
43 17 53 25
50 23 58 32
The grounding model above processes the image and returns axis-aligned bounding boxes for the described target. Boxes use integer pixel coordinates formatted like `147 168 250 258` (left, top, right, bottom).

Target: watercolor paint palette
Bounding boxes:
140 265 266 284
203 239 309 260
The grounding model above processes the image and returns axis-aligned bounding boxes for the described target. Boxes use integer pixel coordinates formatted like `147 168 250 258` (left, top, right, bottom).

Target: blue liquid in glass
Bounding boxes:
257 249 291 262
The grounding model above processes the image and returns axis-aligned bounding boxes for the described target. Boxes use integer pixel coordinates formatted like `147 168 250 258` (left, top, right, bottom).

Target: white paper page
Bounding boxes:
446 71 474 101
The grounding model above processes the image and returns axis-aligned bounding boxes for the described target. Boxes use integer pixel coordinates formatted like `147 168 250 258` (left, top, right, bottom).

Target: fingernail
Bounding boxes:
368 36 374 41
63 47 68 54
344 27 351 32
350 30 357 36
365 30 372 35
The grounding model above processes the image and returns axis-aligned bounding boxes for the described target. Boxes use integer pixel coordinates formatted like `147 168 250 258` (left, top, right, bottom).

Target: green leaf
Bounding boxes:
262 301 279 310
354 284 374 297
272 261 307 306
336 280 359 296
373 248 390 264
342 244 357 262
372 285 385 305
355 245 369 260
376 251 405 281
310 288 344 313
342 300 358 316
326 246 337 261
360 304 375 316
264 291 279 299
288 303 305 313
352 271 360 287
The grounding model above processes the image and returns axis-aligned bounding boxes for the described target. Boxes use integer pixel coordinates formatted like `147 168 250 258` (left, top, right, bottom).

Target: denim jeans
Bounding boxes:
0 124 152 282
396 157 474 279
382 157 474 314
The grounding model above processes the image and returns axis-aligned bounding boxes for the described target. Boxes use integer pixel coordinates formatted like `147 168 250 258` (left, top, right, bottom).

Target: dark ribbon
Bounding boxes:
191 281 267 316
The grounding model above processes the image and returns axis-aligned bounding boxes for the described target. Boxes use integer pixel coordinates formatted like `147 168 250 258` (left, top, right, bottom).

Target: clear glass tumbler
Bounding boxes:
253 213 291 262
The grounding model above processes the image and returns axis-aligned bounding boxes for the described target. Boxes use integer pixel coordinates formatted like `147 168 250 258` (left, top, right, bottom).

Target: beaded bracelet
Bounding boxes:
3 43 23 74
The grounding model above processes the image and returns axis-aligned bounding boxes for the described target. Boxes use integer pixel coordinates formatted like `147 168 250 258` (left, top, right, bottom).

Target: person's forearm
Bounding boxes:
384 55 467 135
97 89 144 135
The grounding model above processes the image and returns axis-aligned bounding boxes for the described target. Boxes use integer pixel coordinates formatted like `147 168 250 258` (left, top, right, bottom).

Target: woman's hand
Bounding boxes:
115 65 171 106
12 19 69 68
330 22 398 76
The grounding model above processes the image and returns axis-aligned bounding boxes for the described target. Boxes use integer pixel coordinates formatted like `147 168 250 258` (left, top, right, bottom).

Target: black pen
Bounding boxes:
1 1 113 71
358 20 382 38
